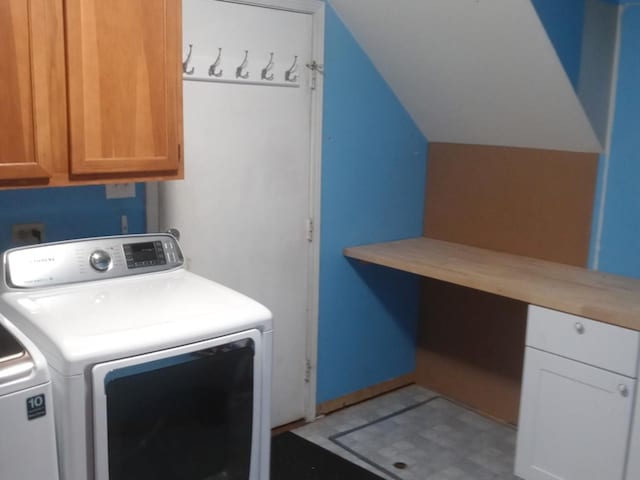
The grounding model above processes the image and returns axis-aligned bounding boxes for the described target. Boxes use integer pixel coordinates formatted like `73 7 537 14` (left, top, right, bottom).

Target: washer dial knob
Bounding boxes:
90 250 112 272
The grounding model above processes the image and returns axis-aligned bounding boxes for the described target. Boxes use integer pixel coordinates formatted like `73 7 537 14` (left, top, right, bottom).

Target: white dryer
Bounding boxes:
0 234 273 480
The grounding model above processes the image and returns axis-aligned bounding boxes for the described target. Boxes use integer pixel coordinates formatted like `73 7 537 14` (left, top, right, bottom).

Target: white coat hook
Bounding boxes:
208 48 223 77
285 55 298 82
261 52 275 81
236 50 250 79
183 43 195 75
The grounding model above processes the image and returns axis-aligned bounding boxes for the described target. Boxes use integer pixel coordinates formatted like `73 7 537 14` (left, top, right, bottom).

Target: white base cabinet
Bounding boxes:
515 347 634 480
627 391 640 479
516 306 639 480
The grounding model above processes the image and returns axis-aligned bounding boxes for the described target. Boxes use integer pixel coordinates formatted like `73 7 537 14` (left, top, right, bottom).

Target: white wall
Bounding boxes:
330 0 601 153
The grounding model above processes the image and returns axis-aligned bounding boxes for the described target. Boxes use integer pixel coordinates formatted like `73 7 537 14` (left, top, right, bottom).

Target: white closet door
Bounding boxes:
160 0 314 426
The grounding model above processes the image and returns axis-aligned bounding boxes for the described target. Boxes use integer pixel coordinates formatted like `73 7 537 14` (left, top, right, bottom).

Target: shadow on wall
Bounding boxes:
317 257 421 393
347 258 421 341
0 184 146 252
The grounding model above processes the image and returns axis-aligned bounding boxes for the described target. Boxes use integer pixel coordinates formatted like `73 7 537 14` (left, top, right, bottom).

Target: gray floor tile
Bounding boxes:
294 386 521 480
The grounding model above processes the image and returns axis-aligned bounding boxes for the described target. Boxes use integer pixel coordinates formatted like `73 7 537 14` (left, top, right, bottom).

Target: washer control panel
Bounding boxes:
3 234 184 289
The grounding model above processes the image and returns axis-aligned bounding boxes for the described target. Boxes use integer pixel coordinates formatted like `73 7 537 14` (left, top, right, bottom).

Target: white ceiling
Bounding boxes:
330 0 601 153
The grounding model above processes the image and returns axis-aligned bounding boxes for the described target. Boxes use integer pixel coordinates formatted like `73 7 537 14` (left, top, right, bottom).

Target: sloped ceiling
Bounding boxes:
330 0 602 153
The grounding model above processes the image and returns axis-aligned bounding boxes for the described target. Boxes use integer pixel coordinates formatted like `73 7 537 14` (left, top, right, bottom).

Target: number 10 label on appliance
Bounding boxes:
26 394 46 420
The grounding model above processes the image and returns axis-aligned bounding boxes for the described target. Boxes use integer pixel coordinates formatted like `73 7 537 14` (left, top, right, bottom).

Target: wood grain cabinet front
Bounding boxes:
0 0 67 185
65 0 183 178
0 0 183 188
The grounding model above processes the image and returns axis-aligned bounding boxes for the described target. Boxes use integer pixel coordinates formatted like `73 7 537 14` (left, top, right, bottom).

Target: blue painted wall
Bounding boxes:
532 0 586 89
0 3 427 405
0 184 146 252
0 0 632 408
317 5 428 403
594 5 640 278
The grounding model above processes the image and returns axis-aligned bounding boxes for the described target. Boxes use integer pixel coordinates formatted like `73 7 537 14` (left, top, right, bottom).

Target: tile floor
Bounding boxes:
294 385 520 480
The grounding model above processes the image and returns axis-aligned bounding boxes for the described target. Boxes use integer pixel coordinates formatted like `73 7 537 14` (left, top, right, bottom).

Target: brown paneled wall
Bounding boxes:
423 143 599 265
417 143 599 424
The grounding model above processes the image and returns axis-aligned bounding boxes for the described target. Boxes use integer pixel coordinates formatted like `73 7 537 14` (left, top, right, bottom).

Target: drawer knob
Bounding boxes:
574 322 585 334
619 384 629 397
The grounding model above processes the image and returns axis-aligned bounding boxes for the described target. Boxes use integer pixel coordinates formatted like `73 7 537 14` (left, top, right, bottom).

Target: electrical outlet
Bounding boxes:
12 223 45 245
105 183 136 199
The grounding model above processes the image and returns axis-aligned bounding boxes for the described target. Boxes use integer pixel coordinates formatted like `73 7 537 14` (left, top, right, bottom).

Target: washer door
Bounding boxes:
92 329 263 480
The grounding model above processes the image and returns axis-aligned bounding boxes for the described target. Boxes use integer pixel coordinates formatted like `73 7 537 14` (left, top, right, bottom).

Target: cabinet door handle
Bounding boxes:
574 322 585 334
618 384 629 397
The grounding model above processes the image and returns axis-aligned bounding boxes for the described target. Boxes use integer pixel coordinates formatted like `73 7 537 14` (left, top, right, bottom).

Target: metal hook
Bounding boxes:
236 50 249 79
305 60 324 75
183 44 195 75
208 48 223 77
261 52 275 81
285 55 298 82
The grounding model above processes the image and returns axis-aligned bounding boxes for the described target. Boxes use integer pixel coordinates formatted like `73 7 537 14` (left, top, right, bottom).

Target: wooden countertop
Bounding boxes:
344 237 640 331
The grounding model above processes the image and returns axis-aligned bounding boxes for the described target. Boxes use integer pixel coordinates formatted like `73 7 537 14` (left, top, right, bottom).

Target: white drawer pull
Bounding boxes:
574 322 585 334
618 384 629 397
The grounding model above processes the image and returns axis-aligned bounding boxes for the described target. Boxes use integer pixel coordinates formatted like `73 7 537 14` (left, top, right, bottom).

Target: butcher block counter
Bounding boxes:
343 236 640 331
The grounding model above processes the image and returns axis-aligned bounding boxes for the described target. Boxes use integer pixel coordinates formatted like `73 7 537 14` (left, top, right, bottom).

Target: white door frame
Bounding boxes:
147 0 324 422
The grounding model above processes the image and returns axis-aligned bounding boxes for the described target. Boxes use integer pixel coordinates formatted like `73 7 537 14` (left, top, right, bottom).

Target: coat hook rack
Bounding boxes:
183 48 301 89
261 52 275 81
284 55 298 82
236 50 250 79
208 48 223 77
183 44 195 75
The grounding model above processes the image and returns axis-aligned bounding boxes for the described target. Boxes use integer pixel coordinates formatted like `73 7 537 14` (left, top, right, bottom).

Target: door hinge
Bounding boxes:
305 60 324 91
306 218 314 242
304 358 311 383
178 144 182 162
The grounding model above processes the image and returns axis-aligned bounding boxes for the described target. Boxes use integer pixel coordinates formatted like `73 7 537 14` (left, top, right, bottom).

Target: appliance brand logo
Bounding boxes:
29 257 55 264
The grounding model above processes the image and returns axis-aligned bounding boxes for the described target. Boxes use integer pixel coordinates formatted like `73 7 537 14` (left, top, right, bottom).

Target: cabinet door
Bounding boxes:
626 392 640 479
65 0 182 176
515 347 634 480
0 0 67 183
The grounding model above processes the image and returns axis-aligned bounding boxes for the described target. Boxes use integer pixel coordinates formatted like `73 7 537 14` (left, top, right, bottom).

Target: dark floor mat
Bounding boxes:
271 432 385 480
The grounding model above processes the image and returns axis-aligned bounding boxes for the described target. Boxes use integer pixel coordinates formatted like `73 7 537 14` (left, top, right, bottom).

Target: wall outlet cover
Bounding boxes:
12 223 45 245
105 183 136 199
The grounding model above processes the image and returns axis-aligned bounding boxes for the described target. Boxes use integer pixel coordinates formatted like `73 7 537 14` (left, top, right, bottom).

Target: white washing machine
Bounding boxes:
0 234 273 480
0 314 59 480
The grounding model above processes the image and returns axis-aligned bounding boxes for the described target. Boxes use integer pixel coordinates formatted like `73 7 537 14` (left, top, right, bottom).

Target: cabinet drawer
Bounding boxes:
527 305 639 377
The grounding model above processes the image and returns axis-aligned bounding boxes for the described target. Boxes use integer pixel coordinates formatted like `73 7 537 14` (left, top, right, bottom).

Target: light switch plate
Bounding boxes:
105 183 136 199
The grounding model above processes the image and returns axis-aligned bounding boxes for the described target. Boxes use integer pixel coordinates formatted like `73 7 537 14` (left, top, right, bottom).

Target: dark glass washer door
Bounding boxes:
104 338 255 480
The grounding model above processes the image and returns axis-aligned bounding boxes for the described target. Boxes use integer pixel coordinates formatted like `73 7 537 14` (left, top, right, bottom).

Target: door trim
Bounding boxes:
219 0 323 14
147 0 324 423
227 0 324 424
304 0 324 423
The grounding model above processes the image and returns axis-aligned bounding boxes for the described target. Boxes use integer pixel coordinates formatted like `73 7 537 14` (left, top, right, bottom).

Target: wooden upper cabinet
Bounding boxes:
65 0 183 177
0 0 67 184
0 0 182 188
